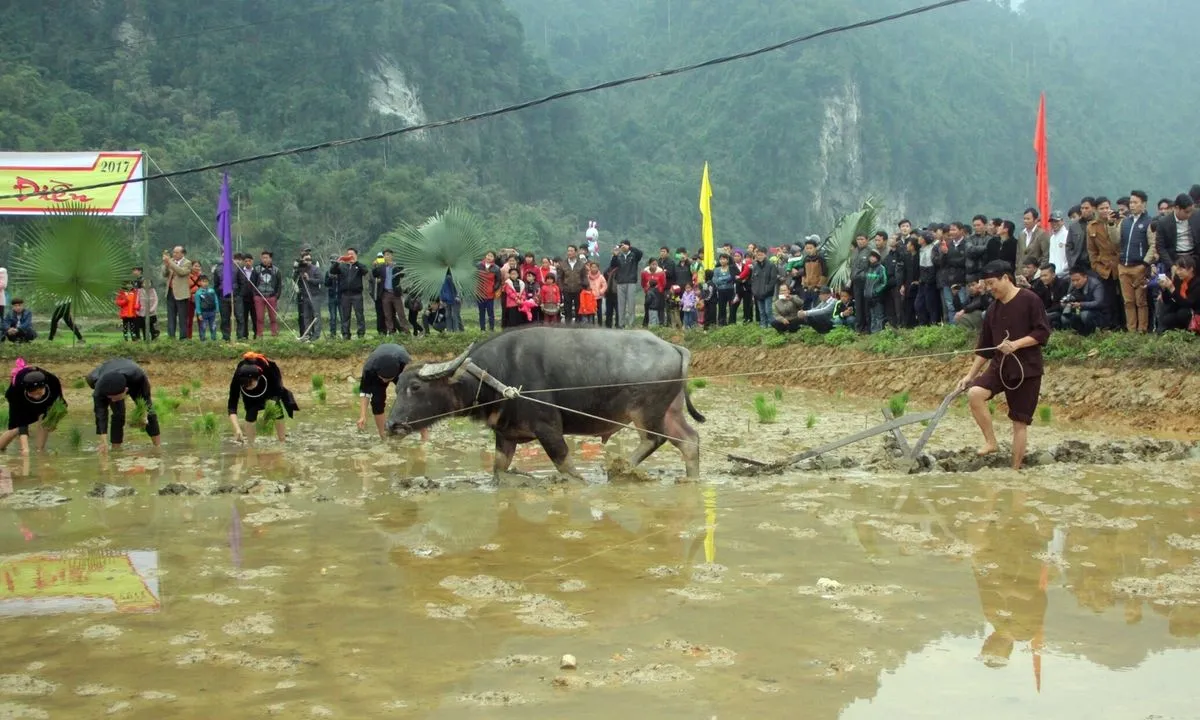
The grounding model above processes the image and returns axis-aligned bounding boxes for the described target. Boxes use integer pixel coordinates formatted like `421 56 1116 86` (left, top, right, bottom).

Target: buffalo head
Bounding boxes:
385 345 473 436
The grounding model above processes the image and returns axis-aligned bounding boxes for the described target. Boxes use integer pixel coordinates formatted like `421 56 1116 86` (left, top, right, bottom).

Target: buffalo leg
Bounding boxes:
663 393 701 478
629 412 668 468
493 434 517 478
536 431 582 479
493 435 534 480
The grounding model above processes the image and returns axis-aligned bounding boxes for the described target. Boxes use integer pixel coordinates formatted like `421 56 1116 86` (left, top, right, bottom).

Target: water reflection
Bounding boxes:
0 550 161 617
0 406 1196 717
969 489 1051 679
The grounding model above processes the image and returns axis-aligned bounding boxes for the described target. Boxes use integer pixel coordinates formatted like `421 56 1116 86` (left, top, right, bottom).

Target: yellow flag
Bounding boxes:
699 162 716 271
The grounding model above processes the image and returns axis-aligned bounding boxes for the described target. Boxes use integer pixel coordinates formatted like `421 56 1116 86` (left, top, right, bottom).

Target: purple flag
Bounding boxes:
217 173 234 297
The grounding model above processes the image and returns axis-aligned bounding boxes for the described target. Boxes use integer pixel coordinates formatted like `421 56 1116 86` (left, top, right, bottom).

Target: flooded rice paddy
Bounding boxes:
1 383 1199 719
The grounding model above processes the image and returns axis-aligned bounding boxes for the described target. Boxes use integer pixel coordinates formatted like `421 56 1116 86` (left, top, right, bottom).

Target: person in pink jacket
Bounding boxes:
587 261 608 321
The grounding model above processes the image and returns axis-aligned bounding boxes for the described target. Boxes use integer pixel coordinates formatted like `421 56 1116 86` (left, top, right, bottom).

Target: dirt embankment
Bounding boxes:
689 346 1197 437
44 346 1195 436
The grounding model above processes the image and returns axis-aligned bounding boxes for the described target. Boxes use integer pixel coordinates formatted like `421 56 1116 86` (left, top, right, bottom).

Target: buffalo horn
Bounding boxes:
417 344 474 380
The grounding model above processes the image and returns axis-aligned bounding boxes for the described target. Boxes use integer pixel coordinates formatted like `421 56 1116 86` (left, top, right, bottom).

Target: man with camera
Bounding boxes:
329 247 369 338
372 248 410 335
293 248 323 341
1057 266 1108 336
161 245 192 340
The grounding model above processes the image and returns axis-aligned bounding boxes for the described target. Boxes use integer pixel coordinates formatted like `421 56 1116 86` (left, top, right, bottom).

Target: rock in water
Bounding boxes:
816 577 842 592
560 654 577 670
88 483 136 499
158 483 200 496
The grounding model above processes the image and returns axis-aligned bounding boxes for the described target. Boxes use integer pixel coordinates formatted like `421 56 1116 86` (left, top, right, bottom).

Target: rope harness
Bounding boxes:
399 341 1025 444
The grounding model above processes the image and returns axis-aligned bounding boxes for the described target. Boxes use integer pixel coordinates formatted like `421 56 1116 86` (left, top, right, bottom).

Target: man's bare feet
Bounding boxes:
977 443 998 457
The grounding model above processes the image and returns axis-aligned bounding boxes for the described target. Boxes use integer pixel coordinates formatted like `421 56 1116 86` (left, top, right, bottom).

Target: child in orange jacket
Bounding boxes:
116 282 141 340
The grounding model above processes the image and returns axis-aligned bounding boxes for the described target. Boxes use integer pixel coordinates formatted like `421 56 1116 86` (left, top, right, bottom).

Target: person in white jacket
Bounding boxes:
0 266 8 319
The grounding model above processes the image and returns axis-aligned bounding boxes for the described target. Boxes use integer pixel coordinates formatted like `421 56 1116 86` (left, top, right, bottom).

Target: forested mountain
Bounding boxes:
0 0 603 265
0 0 1195 268
507 0 1198 239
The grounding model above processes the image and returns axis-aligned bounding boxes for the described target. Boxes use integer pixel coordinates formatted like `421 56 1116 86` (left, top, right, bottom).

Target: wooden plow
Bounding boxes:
727 389 963 476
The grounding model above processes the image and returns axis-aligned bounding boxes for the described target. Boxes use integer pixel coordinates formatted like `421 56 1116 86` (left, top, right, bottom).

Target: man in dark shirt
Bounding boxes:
87 358 162 454
956 261 1052 470
332 247 370 338
1032 263 1069 327
357 343 427 442
1059 267 1108 335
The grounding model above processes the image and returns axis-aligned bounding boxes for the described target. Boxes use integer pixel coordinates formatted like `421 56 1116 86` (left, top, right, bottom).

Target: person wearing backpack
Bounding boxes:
193 276 220 341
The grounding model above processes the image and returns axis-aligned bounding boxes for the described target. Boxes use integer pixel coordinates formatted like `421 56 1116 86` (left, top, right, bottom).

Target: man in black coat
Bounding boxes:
1155 193 1197 268
1065 198 1094 272
331 248 370 338
232 253 259 340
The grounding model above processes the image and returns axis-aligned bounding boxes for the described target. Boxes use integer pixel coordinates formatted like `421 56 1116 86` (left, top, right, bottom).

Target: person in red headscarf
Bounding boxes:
227 352 299 444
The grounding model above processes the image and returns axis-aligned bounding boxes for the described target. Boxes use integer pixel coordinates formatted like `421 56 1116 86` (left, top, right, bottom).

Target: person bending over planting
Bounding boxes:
87 358 161 454
956 260 1052 469
228 352 300 444
0 360 66 455
358 343 429 442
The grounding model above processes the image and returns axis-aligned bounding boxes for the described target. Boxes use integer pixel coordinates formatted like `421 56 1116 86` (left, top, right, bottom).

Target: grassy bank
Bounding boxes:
2 323 1197 368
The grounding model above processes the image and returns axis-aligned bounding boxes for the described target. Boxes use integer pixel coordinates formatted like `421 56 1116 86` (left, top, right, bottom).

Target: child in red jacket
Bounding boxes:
539 273 562 323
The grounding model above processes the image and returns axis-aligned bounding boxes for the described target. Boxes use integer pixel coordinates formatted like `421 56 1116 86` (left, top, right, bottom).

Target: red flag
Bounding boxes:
1033 93 1051 231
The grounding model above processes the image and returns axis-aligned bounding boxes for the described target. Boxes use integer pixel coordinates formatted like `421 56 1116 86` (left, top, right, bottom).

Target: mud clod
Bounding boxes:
87 484 135 499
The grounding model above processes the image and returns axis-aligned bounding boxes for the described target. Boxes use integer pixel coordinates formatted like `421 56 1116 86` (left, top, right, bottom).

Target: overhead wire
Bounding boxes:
0 0 974 203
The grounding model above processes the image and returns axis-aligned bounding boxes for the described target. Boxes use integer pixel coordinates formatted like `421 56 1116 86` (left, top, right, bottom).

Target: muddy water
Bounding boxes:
1 385 1199 719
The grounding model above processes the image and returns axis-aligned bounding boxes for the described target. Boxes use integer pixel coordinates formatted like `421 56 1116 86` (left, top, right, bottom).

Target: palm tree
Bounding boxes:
820 197 881 291
388 206 490 302
10 204 136 325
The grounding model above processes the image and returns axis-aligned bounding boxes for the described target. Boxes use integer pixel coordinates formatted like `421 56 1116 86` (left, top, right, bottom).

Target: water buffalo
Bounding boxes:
386 326 705 478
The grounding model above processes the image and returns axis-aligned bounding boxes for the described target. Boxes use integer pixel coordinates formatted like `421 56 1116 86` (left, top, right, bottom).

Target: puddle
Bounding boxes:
0 384 1198 718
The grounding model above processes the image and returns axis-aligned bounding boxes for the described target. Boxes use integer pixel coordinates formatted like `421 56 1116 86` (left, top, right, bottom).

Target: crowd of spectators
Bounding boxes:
769 186 1200 338
3 186 1198 344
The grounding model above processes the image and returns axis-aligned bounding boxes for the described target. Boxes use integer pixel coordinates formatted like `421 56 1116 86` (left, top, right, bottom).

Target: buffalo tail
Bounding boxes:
674 343 706 423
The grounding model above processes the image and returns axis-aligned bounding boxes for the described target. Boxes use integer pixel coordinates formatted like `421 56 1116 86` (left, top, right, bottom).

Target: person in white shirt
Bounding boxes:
1047 212 1069 276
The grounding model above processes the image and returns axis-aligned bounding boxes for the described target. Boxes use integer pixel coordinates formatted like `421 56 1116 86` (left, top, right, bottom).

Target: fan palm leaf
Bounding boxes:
10 203 136 314
821 198 881 291
391 207 490 302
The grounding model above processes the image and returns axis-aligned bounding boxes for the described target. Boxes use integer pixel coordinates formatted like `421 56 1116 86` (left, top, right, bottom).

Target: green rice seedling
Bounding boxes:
130 398 148 426
190 378 202 389
71 377 87 390
352 382 361 395
311 374 325 391
689 378 708 390
67 426 83 450
805 411 817 429
987 399 997 416
1037 406 1053 424
40 399 69 431
179 385 190 398
317 388 327 404
191 412 219 437
888 391 910 418
753 394 778 424
256 401 285 434
773 386 783 401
